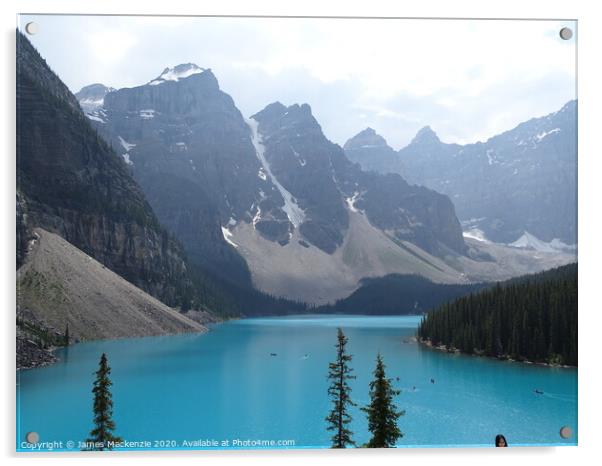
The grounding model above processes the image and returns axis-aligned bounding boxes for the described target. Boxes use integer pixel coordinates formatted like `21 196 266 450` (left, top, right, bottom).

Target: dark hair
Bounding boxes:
495 434 508 447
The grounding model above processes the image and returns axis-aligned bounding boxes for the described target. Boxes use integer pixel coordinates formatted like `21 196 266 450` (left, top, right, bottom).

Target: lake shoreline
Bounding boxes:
17 310 226 371
418 338 576 369
17 314 578 449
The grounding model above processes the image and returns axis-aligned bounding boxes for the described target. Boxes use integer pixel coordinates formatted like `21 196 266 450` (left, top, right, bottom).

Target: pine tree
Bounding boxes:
417 264 577 366
325 328 356 448
362 353 404 448
64 324 70 346
86 353 122 450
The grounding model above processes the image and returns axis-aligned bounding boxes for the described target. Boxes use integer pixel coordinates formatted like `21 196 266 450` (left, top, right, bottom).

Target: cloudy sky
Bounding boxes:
19 15 576 149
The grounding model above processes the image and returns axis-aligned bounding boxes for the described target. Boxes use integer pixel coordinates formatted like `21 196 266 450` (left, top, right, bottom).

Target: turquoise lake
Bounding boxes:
16 315 577 450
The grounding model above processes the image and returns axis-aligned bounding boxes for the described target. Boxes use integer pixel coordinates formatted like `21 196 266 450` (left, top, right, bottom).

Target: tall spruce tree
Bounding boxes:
86 353 122 450
362 353 404 448
325 328 356 448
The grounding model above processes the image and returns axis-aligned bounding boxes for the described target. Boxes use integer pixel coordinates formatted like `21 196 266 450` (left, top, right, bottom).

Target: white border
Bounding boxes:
2 1 601 465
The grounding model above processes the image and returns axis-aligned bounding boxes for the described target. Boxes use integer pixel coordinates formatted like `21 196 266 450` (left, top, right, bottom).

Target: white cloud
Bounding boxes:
19 15 576 148
86 29 139 66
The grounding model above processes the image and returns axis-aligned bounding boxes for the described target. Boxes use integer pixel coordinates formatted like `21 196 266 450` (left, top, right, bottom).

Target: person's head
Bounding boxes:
495 434 508 447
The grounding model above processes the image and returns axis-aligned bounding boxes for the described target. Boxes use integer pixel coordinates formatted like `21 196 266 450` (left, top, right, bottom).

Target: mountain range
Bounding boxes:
76 63 575 303
16 32 577 369
345 101 577 246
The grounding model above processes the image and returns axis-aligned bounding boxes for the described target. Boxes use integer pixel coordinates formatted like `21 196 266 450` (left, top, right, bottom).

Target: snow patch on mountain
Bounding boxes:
247 117 306 228
148 64 205 86
221 226 238 248
121 153 133 165
535 128 561 141
345 192 362 213
118 136 135 166
76 84 116 113
509 231 575 253
86 114 105 124
463 228 490 243
139 109 156 120
252 204 262 227
290 145 307 166
80 98 104 110
118 136 136 152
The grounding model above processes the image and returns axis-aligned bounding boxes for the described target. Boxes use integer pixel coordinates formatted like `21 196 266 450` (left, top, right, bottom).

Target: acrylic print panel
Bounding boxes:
16 14 577 451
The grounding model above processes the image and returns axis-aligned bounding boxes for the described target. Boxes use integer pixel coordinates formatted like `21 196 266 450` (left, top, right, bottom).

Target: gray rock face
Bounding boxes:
251 102 349 253
85 67 296 285
17 32 198 308
78 65 466 292
252 102 467 256
401 103 577 244
346 103 577 245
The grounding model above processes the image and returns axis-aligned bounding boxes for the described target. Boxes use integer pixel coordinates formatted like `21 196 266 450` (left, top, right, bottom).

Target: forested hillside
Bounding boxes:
417 264 577 366
316 274 488 315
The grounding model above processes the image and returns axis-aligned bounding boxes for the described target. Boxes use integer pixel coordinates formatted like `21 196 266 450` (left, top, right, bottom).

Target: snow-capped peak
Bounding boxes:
148 63 205 86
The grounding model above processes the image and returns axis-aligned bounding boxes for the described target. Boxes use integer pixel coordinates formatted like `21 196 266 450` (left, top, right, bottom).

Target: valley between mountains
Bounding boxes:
17 32 575 367
77 61 575 304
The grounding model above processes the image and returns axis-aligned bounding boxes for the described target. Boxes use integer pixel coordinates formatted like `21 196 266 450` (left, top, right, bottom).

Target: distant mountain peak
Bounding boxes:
148 63 206 86
344 127 389 151
252 102 319 131
78 83 114 93
411 125 441 145
75 83 115 113
554 99 577 116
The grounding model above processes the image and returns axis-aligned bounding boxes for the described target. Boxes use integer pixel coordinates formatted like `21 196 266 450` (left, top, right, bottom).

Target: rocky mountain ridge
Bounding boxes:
76 63 575 303
80 65 467 297
345 101 577 245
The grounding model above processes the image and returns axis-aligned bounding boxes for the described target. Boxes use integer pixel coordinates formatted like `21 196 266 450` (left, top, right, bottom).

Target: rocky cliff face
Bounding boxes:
83 66 466 278
399 102 577 245
252 102 467 256
74 62 577 304
17 32 197 308
346 103 577 245
251 102 349 253
87 65 284 286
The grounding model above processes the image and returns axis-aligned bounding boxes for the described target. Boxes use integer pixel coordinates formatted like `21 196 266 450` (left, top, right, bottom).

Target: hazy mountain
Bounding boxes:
345 102 577 246
74 83 115 113
228 101 572 303
77 64 575 304
344 127 403 174
251 102 466 256
78 65 470 301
